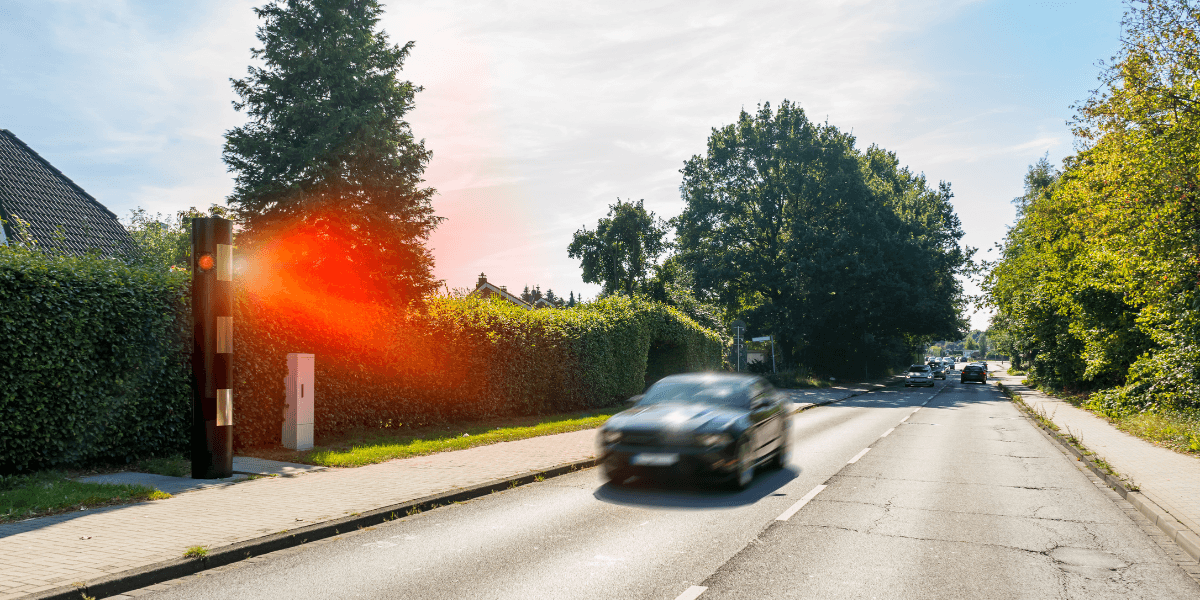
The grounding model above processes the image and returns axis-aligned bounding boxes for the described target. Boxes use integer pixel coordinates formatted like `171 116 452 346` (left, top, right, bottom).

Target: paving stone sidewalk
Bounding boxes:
992 367 1200 537
0 384 877 600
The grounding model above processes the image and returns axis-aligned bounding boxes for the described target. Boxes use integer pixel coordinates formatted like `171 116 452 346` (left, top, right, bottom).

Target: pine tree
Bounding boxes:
223 0 441 305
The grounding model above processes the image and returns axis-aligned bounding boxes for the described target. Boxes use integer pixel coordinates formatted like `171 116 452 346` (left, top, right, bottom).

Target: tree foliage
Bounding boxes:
223 0 440 305
123 205 234 272
986 0 1200 411
568 199 668 296
674 101 971 374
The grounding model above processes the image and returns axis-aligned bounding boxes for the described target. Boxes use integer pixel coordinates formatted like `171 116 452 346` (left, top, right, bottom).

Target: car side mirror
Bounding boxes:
626 394 643 406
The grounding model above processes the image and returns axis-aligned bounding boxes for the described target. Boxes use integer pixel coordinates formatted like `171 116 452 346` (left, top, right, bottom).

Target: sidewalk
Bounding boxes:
0 384 877 600
992 367 1200 552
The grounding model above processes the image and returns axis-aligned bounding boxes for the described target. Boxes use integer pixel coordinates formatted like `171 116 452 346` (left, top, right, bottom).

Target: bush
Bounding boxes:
232 294 723 448
0 246 723 470
0 248 190 474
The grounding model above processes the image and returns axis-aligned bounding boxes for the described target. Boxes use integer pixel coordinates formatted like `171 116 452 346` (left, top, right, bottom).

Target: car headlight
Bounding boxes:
600 429 622 444
696 433 732 448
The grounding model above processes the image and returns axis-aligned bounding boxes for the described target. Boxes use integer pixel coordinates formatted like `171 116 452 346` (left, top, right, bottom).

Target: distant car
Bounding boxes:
597 373 790 490
905 364 935 387
942 358 956 372
927 361 947 380
961 365 987 384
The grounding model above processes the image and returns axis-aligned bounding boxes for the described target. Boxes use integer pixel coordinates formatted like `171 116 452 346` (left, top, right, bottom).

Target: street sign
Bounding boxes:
751 336 771 342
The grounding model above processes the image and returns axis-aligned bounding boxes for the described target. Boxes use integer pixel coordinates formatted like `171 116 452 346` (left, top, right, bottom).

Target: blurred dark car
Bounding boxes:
961 365 987 384
927 361 947 380
597 373 790 490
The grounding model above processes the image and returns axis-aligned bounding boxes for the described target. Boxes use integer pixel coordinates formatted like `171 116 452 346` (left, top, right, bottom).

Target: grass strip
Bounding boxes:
0 471 170 523
1014 376 1200 457
1109 410 1200 455
304 411 617 468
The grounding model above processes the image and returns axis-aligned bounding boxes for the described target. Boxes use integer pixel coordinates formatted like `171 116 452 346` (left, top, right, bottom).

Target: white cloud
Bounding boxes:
2 0 1124 330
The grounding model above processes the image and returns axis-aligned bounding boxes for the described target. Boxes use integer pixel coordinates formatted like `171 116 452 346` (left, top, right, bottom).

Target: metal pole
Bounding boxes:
735 326 741 372
191 217 234 479
770 336 776 374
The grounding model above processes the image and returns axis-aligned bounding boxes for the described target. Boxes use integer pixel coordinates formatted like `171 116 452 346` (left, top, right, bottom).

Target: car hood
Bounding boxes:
607 403 746 433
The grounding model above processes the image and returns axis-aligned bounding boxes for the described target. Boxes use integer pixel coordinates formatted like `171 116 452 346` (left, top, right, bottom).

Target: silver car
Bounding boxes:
904 364 935 387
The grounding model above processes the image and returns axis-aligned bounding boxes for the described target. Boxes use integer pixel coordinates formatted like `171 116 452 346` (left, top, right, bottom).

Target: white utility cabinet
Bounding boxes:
282 353 314 450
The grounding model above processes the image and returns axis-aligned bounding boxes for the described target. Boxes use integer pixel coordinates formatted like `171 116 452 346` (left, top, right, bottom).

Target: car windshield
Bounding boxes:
640 380 750 408
908 365 928 372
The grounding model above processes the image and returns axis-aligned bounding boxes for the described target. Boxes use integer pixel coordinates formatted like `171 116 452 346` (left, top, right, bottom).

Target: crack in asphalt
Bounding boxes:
814 497 1112 525
831 472 1070 491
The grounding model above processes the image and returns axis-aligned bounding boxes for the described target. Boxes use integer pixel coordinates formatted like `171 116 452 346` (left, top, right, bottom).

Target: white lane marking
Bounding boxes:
880 427 895 438
847 447 871 463
776 485 828 521
900 416 909 423
674 586 708 600
911 407 922 413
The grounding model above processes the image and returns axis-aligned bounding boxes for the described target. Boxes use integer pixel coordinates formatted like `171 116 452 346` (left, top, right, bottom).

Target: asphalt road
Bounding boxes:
139 373 1200 600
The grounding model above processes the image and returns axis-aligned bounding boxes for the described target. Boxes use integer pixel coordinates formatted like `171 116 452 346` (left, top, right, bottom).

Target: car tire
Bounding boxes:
769 429 791 470
603 465 630 485
729 438 755 490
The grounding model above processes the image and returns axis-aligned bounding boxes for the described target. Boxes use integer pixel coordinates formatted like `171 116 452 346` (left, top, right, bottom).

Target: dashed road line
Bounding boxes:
900 415 910 423
880 427 895 438
777 485 828 521
847 447 871 464
674 585 708 600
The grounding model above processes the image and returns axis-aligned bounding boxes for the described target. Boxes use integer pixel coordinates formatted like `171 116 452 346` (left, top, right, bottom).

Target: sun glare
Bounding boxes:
239 216 392 345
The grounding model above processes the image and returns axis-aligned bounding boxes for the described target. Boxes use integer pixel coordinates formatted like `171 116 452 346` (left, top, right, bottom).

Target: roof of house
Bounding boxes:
0 129 136 258
469 273 532 309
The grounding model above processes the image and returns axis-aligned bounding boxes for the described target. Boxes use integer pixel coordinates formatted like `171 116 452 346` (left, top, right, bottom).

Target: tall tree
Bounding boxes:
986 0 1200 403
568 199 668 296
224 0 440 304
675 101 970 373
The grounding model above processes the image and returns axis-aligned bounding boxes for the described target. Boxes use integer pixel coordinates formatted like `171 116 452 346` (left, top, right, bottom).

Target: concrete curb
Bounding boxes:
23 457 599 600
997 381 1200 564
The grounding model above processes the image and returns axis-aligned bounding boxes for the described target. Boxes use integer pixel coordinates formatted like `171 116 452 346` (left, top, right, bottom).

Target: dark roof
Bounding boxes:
0 129 136 258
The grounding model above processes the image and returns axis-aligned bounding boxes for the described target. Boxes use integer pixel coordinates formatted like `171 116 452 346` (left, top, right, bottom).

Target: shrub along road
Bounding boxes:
117 377 1199 599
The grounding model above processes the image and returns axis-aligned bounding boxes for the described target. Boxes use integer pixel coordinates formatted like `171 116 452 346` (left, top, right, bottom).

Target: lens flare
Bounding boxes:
239 213 393 345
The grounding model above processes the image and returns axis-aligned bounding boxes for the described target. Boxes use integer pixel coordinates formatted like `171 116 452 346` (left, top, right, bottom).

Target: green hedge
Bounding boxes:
0 248 722 470
0 248 190 474
232 294 723 448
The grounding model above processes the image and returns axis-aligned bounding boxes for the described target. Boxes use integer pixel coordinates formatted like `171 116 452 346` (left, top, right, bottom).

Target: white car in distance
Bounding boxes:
904 364 935 387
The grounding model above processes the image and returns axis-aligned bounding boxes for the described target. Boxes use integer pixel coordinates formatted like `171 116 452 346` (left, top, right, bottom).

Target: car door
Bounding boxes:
748 380 782 459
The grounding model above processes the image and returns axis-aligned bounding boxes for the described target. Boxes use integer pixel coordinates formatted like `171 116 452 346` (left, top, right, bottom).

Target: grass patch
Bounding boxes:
764 369 833 389
241 408 621 468
183 545 207 559
1109 409 1200 455
0 471 171 523
135 454 189 478
1029 383 1200 456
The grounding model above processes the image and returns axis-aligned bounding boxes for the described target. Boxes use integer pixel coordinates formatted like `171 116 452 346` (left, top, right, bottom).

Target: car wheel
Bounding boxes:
603 465 630 485
769 429 791 470
730 438 755 490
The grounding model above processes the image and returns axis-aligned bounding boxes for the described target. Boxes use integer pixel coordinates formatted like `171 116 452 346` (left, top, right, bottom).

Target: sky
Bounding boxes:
1 0 1127 331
